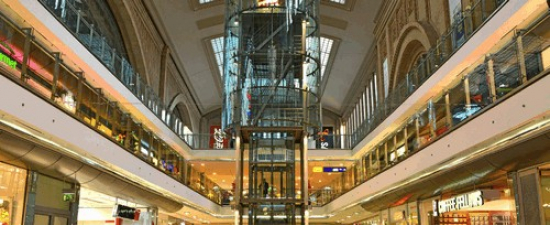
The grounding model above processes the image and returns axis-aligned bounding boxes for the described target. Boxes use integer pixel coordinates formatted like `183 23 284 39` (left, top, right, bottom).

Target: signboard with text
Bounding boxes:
112 204 140 220
323 167 346 172
433 190 484 215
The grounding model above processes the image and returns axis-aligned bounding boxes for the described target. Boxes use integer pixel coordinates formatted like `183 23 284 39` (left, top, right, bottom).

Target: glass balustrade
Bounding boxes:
0 13 229 204
35 0 203 147
349 0 507 148
309 12 550 206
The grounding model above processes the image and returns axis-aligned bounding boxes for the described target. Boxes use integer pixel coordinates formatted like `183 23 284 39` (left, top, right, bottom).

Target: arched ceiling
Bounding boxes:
143 0 383 115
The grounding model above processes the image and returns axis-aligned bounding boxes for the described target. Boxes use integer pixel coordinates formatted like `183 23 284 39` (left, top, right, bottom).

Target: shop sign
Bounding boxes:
313 166 323 173
323 167 346 172
209 126 228 149
112 204 141 220
0 51 16 69
434 190 484 214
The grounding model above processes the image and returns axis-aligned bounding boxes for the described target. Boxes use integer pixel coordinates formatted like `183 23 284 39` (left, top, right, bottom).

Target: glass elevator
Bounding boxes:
222 0 321 224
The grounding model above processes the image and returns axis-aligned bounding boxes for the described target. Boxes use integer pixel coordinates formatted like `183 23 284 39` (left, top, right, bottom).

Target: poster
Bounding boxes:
448 0 465 48
319 127 333 149
209 126 228 149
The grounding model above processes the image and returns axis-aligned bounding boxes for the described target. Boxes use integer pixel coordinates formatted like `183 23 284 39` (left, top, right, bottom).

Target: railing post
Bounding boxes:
124 115 132 150
464 6 474 39
110 48 116 71
94 88 102 129
516 30 528 84
20 28 33 83
75 72 84 117
445 93 452 128
75 10 81 34
463 76 471 109
50 53 61 101
414 116 420 151
89 24 95 46
485 54 497 102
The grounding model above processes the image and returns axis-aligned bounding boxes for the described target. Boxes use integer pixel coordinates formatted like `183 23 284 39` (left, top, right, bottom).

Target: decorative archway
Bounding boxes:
391 22 438 89
168 93 195 132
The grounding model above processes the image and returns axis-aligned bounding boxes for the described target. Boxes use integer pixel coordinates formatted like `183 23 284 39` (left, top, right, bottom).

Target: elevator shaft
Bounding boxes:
223 1 320 224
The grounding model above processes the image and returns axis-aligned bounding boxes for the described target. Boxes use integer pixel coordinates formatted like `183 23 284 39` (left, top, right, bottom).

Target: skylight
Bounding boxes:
211 37 224 76
319 37 334 79
213 36 334 80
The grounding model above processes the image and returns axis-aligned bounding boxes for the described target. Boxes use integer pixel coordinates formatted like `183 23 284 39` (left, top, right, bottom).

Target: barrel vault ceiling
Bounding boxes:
143 0 383 115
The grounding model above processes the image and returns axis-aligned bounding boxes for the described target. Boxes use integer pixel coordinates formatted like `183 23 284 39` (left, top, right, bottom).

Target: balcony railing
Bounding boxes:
309 11 550 206
35 0 201 148
348 0 507 148
0 13 230 205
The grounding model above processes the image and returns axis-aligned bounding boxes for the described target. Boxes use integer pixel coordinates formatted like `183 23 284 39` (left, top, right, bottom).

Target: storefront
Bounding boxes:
0 162 26 225
354 175 517 225
23 172 79 225
78 188 156 225
420 177 517 225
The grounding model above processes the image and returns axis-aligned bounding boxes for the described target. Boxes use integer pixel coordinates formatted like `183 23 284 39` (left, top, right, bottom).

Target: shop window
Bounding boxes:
448 80 467 126
406 119 418 153
424 179 517 225
492 42 521 98
390 204 408 225
417 106 433 148
539 170 550 223
468 65 492 107
377 144 387 170
395 129 406 161
433 95 450 138
387 136 397 165
0 163 26 225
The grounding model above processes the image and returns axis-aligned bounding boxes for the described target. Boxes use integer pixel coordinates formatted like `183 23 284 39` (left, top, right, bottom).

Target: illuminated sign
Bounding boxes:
323 167 346 172
112 204 141 220
258 0 279 6
434 190 484 215
313 166 323 173
0 51 16 69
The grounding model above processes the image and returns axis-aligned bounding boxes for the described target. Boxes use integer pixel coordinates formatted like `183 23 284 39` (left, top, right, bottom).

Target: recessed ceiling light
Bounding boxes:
318 180 322 183
184 212 190 215
213 172 217 175
201 163 205 166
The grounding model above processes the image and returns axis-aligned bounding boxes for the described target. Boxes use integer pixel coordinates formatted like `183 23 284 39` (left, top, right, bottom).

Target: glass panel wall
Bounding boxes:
0 14 227 204
307 12 550 206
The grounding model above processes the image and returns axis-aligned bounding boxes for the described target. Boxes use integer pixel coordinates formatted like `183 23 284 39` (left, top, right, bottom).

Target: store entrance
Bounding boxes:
33 213 69 225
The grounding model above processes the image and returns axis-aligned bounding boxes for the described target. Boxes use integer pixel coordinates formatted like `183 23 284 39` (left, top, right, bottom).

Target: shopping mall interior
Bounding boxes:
0 0 549 224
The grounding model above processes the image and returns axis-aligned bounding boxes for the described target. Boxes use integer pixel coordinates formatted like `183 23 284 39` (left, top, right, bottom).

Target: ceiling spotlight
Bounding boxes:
184 212 190 216
346 215 351 218
201 163 205 166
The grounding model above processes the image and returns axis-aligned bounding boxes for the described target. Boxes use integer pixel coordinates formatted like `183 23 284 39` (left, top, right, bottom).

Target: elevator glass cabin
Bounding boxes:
222 0 321 224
